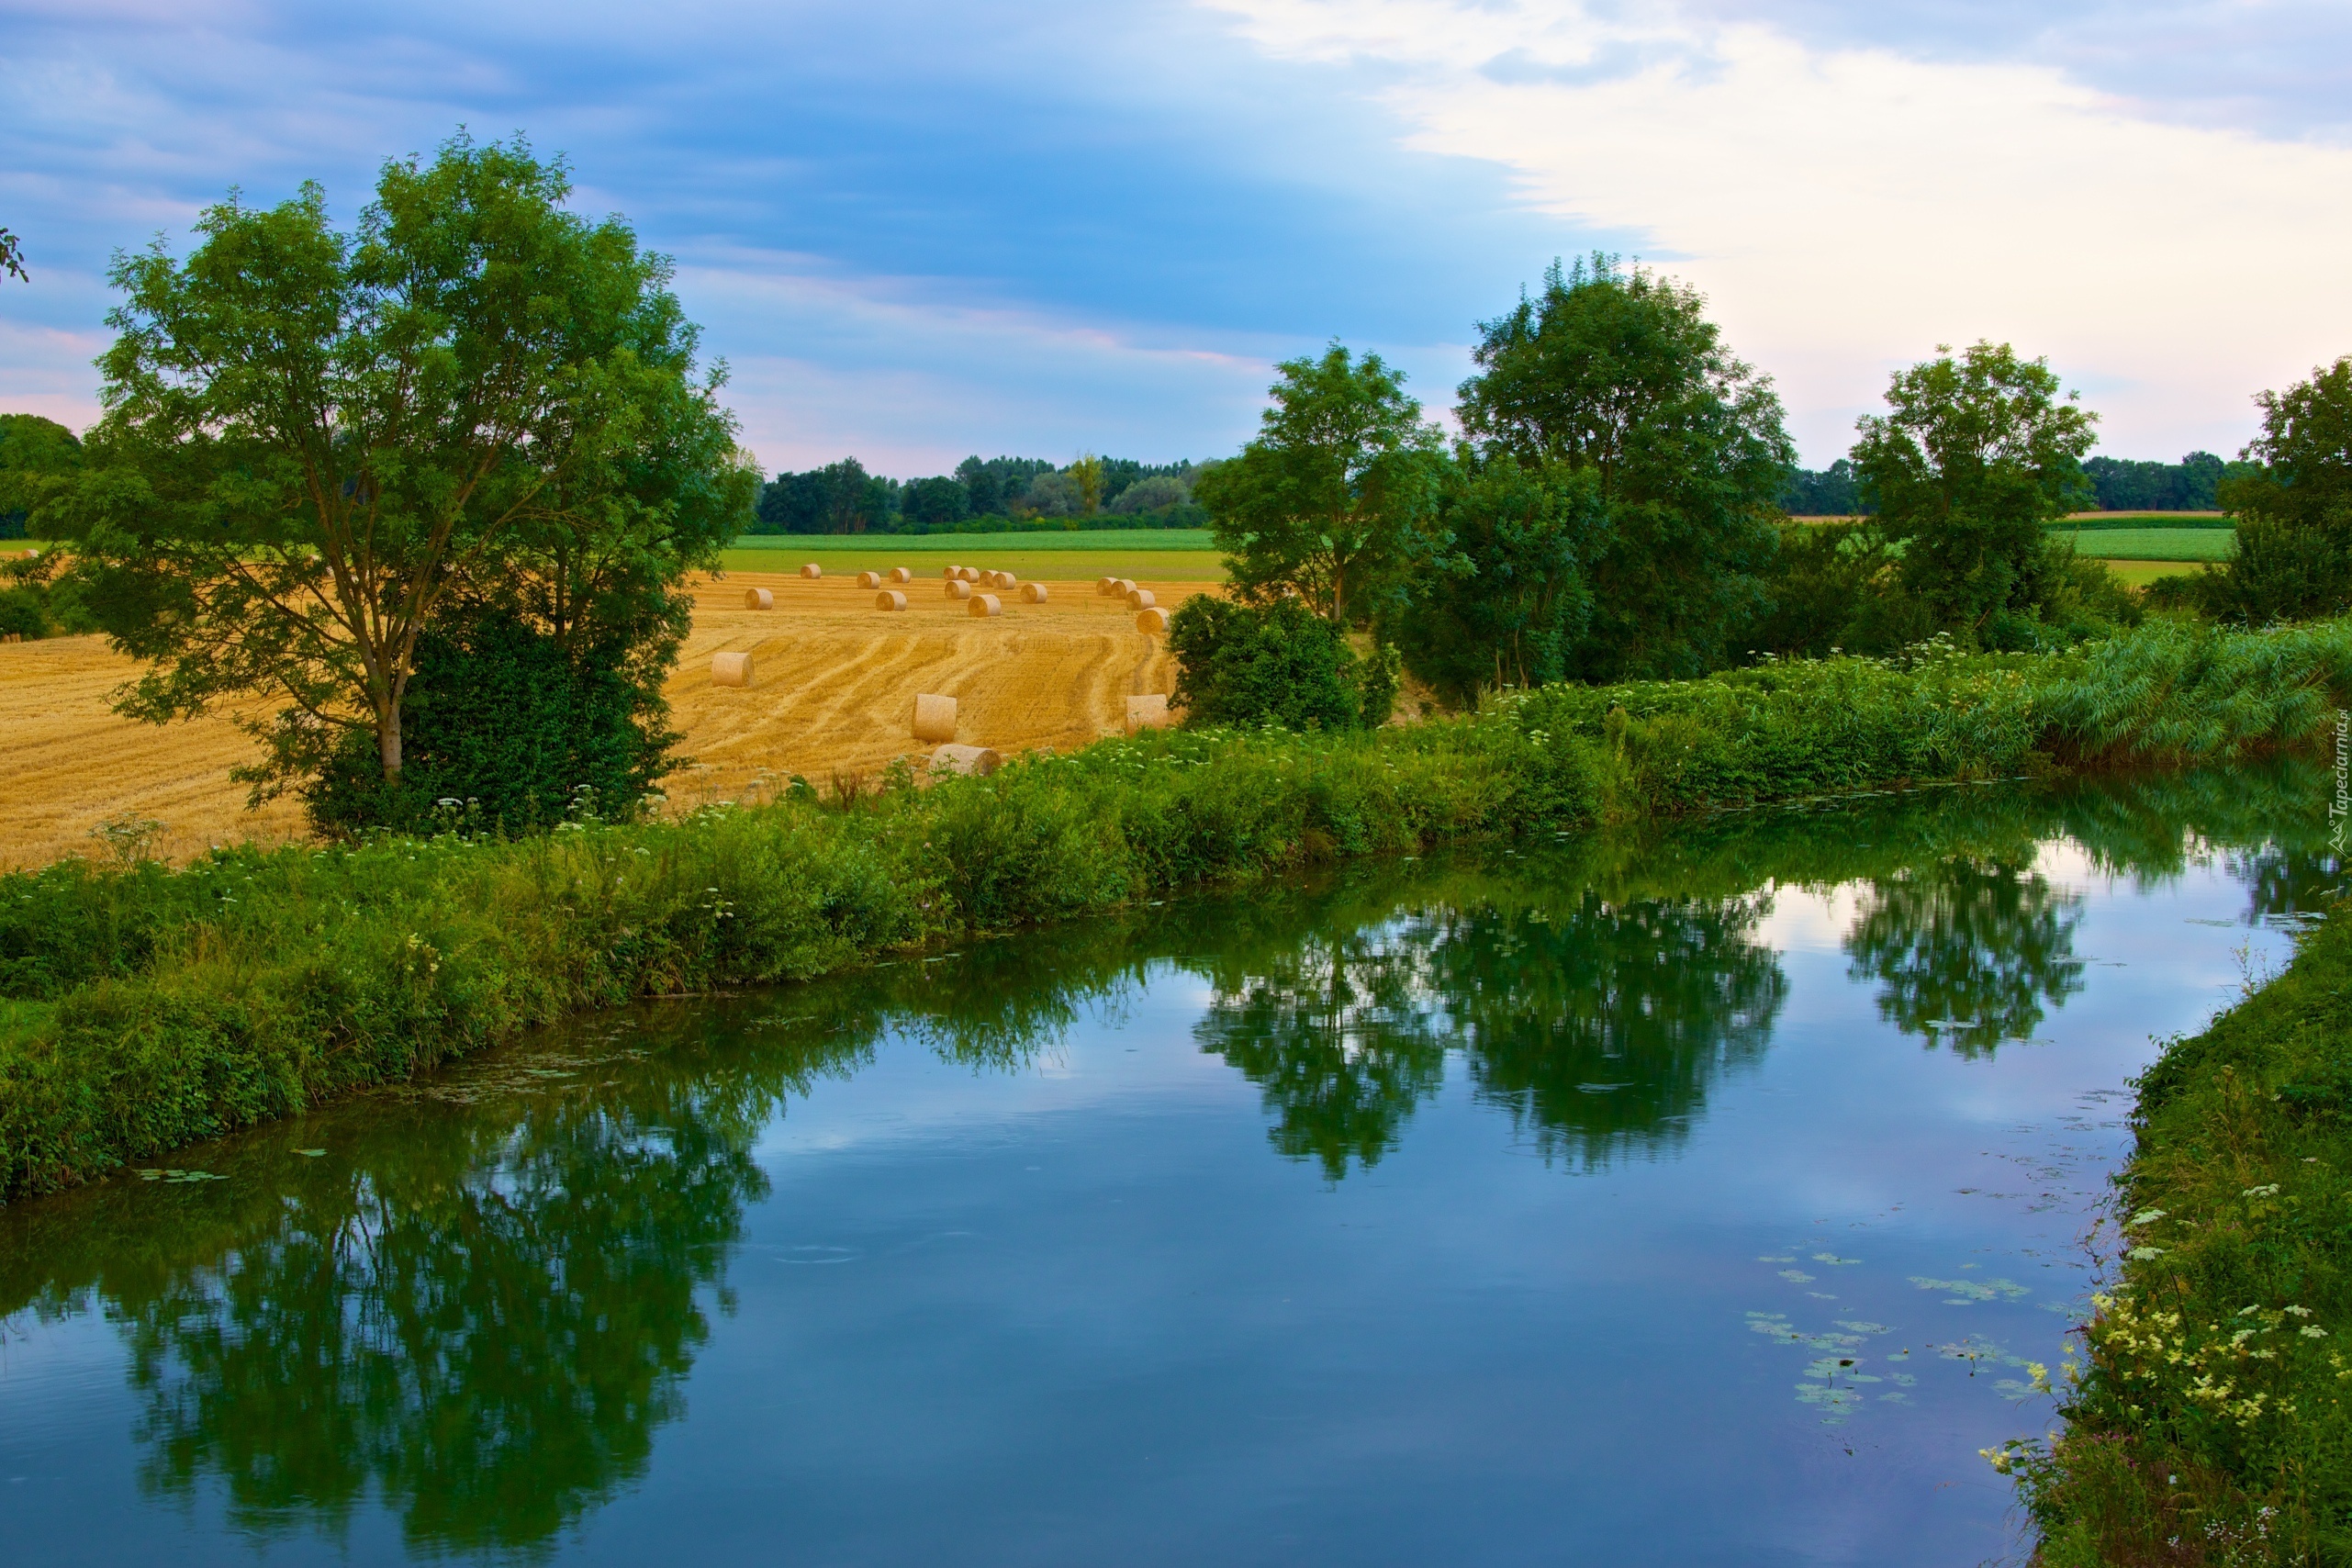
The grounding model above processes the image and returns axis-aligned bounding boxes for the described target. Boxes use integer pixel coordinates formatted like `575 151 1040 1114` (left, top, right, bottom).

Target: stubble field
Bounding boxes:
0 561 1218 869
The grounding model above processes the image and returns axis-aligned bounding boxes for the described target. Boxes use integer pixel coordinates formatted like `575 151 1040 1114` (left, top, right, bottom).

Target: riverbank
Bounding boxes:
5 617 2350 1204
1999 898 2352 1563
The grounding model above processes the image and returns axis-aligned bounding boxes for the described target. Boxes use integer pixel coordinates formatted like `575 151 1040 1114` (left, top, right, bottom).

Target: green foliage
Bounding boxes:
6 617 2352 1202
2005 902 2352 1563
754 457 897 534
1780 458 1867 516
1194 342 1450 624
45 132 749 797
0 584 43 638
1456 254 1793 680
1742 520 1917 660
2195 356 2352 625
303 607 678 836
2083 450 2258 512
1167 596 1391 731
0 413 80 539
1390 455 1603 703
1853 341 2099 640
0 544 98 638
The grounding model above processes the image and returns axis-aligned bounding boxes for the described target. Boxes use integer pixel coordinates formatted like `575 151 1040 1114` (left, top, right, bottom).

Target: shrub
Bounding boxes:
0 585 43 639
303 609 678 836
1168 597 1392 731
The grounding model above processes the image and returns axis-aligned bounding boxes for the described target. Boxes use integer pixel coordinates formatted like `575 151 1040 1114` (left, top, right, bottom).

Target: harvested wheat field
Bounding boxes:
665 567 1212 808
0 566 1216 868
0 634 310 868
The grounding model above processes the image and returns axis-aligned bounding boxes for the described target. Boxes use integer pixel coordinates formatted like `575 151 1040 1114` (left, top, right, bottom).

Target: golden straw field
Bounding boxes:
0 564 1218 869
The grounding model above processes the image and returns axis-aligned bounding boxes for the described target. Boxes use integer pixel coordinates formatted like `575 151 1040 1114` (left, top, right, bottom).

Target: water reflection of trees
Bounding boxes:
112 1049 819 1555
1842 857 2086 1056
1448 892 1783 1170
1188 881 1786 1177
1190 917 1450 1180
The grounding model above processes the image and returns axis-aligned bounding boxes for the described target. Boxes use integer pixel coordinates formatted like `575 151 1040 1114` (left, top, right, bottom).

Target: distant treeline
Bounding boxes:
1779 450 2258 517
751 454 1213 535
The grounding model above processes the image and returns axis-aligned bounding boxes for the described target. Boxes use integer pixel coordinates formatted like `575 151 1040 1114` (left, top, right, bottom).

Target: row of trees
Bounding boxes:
1778 450 2262 518
748 453 1207 534
1181 256 2140 715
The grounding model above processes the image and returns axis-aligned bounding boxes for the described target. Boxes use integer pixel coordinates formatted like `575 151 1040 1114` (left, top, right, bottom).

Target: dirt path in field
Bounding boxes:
0 566 1215 868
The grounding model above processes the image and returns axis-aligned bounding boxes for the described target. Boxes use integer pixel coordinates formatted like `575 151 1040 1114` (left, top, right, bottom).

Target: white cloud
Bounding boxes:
1202 0 2352 462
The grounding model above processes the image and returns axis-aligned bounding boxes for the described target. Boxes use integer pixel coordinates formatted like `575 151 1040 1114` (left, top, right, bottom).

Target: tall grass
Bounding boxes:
5 617 2351 1203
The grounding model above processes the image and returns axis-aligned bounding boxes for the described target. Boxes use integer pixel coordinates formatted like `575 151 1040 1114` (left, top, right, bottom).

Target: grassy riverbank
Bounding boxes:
2001 901 2352 1564
4 617 2351 1204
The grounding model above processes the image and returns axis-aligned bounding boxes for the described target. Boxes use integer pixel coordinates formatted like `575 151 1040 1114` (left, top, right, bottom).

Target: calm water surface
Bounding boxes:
0 769 2339 1566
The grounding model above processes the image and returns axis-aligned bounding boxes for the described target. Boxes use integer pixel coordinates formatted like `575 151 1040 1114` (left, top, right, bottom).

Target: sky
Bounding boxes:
1 0 2346 475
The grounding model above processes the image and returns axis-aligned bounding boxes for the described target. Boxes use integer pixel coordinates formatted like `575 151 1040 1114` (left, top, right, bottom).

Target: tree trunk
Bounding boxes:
378 703 404 781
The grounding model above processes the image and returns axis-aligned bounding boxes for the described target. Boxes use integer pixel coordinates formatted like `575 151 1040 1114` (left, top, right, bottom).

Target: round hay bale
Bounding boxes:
958 566 982 583
1126 588 1157 610
912 693 958 744
743 587 774 610
1112 577 1136 596
875 589 907 611
1136 607 1170 634
1021 581 1048 603
711 651 755 688
857 570 882 589
946 578 972 599
1125 694 1170 735
929 743 1002 778
990 570 1016 589
942 565 963 579
1096 576 1116 596
969 593 1002 618
800 563 823 579
888 566 913 583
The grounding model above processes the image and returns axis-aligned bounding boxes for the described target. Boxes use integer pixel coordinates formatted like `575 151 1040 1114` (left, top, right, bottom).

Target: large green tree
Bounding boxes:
1456 255 1793 681
1194 343 1448 624
42 134 752 792
1850 341 2097 643
2199 355 2352 623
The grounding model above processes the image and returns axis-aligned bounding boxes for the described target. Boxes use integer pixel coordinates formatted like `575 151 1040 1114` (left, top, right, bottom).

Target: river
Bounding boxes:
0 767 2335 1565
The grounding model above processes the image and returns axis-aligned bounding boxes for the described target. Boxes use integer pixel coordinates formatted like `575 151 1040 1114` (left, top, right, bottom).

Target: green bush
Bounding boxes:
303 609 677 836
6 616 2352 1203
2195 513 2352 624
1168 597 1393 731
0 585 43 639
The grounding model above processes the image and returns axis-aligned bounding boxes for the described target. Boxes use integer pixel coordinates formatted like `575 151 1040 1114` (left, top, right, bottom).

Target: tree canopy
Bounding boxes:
2197 355 2352 623
1390 454 1603 703
1193 343 1448 624
1852 341 2097 643
0 413 80 539
1452 255 1791 680
44 133 752 796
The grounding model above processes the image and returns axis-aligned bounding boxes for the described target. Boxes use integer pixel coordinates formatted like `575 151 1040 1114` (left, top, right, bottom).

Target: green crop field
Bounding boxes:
2049 511 2234 531
2052 527 2236 562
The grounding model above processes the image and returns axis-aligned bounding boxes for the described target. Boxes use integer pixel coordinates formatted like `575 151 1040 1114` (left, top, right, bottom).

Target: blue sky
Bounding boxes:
2 0 2346 475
